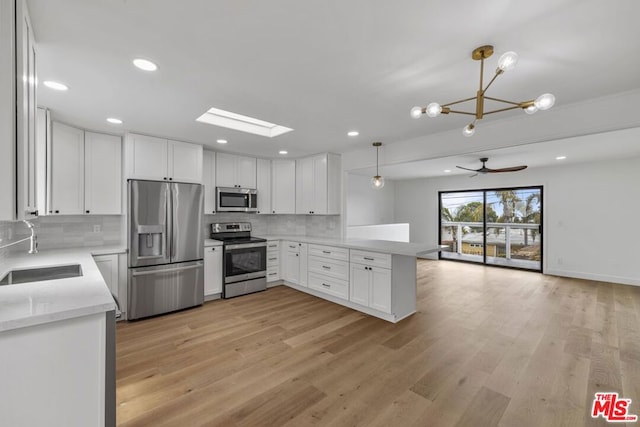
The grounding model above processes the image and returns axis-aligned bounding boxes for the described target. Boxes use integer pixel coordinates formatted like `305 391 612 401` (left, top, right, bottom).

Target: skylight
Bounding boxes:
196 107 293 138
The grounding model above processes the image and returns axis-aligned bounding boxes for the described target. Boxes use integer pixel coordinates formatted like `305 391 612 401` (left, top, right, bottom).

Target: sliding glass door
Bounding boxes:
439 186 542 272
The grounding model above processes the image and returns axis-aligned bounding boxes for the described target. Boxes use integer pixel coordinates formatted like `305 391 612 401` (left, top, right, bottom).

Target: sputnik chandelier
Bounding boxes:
410 45 555 137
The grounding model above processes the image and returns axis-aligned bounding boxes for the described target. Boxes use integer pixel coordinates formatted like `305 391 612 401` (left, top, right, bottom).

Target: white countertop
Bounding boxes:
0 246 121 332
256 235 445 257
204 239 224 247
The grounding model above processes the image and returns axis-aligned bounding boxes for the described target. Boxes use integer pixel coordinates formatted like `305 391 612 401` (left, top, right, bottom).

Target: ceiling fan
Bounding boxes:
456 157 527 176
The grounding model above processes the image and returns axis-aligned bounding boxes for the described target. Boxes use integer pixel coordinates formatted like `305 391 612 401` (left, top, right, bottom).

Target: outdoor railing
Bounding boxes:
441 221 540 260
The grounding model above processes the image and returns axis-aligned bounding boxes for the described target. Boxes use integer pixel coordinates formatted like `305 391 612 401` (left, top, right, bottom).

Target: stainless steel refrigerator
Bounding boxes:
127 180 204 320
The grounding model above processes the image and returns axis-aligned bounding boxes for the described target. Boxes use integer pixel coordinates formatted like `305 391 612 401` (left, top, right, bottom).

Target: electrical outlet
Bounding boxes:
93 224 101 233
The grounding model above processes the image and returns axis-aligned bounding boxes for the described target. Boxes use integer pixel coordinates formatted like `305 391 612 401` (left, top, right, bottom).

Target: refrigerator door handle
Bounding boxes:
131 263 203 277
168 184 174 261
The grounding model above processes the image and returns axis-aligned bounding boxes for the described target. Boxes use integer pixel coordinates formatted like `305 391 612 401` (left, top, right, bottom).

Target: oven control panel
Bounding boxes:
211 222 252 234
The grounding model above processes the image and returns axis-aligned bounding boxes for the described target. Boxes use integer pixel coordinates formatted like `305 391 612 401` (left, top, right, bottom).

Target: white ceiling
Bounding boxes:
28 0 640 161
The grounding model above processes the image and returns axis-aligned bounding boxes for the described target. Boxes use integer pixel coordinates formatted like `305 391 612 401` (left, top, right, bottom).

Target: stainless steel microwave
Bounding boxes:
216 187 258 212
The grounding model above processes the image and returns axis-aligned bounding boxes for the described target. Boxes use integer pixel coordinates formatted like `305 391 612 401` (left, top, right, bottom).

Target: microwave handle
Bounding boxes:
250 192 257 209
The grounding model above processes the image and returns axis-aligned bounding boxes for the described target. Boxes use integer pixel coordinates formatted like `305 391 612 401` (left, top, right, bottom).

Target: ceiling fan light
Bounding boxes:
497 51 518 71
371 175 385 189
462 123 475 137
410 106 424 119
524 104 538 115
534 93 555 110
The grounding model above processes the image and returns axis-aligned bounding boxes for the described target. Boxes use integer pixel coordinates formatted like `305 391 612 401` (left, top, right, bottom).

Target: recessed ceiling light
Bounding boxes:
216 139 228 144
196 107 293 138
43 80 68 91
106 118 123 124
279 150 288 155
556 156 567 160
347 131 359 137
444 169 451 173
133 58 158 71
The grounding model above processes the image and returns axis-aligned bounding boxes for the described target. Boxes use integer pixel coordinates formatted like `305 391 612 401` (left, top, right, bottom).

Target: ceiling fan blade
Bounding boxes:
456 165 478 172
486 165 528 173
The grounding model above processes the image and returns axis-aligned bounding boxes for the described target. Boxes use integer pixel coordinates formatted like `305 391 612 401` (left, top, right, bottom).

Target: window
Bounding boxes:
439 186 542 272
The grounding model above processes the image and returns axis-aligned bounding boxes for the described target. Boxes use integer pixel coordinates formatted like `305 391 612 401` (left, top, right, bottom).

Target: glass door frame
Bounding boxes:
438 185 543 273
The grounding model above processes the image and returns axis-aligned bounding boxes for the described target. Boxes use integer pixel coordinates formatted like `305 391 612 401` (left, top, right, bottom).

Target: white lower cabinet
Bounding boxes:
266 240 280 283
349 251 392 314
204 244 223 299
93 254 118 297
282 241 307 286
307 244 349 300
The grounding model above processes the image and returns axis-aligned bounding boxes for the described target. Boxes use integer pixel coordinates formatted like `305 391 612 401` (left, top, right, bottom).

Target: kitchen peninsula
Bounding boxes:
258 235 443 323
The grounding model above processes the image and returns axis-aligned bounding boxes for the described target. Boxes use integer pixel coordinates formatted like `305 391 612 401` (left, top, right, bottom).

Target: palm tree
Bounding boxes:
441 206 458 251
524 192 541 245
494 190 520 223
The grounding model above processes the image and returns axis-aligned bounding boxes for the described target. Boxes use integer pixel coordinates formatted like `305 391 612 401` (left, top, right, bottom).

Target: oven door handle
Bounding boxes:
225 242 267 250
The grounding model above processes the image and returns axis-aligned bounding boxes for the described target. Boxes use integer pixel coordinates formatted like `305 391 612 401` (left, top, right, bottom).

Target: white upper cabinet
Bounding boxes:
256 158 272 214
202 150 216 214
49 122 122 215
1 0 38 220
295 153 340 215
125 133 202 183
49 122 85 215
215 152 256 189
272 159 296 214
168 139 203 184
126 134 167 180
84 132 121 215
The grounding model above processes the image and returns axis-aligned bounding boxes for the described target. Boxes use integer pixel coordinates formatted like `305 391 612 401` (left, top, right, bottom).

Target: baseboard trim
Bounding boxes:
544 269 640 287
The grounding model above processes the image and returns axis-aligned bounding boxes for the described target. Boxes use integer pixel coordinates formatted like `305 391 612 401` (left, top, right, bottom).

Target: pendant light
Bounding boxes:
371 142 385 189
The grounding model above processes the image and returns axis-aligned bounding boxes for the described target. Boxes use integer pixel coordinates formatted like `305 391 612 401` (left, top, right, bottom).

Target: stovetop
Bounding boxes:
214 236 267 245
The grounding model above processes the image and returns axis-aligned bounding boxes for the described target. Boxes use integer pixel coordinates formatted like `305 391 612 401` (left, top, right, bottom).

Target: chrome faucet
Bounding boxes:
0 220 38 254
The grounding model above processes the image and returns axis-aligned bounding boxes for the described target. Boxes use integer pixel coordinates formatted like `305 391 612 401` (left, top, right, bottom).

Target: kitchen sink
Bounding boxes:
0 264 83 286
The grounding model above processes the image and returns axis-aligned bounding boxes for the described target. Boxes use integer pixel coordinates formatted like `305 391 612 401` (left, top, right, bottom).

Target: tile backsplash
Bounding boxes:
7 215 125 252
203 213 341 239
1 212 340 258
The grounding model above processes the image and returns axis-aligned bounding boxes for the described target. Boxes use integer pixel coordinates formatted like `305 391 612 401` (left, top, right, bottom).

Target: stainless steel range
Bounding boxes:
211 222 267 298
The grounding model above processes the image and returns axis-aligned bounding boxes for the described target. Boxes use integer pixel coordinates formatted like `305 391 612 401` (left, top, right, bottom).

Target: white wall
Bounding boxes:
394 154 640 286
345 174 395 226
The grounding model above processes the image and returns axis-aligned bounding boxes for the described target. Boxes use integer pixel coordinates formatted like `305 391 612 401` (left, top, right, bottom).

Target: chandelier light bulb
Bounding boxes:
497 51 519 71
524 104 538 115
410 106 424 119
462 123 476 137
534 93 555 110
425 102 442 118
371 175 385 189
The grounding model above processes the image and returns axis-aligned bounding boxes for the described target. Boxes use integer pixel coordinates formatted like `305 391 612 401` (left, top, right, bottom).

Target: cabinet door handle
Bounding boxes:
289 245 296 249
86 210 90 214
296 254 299 257
322 265 331 270
27 210 38 216
322 250 331 254
322 283 330 288
163 177 167 180
272 210 275 213
364 257 374 261
55 210 60 214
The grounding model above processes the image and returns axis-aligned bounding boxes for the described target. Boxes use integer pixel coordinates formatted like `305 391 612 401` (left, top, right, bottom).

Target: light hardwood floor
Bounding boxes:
116 260 640 426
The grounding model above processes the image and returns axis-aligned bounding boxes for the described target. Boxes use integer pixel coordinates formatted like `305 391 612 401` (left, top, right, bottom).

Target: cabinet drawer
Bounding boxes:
267 241 280 251
350 250 391 269
284 241 300 253
267 253 280 267
267 266 280 283
308 273 348 300
308 256 349 281
308 244 348 261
